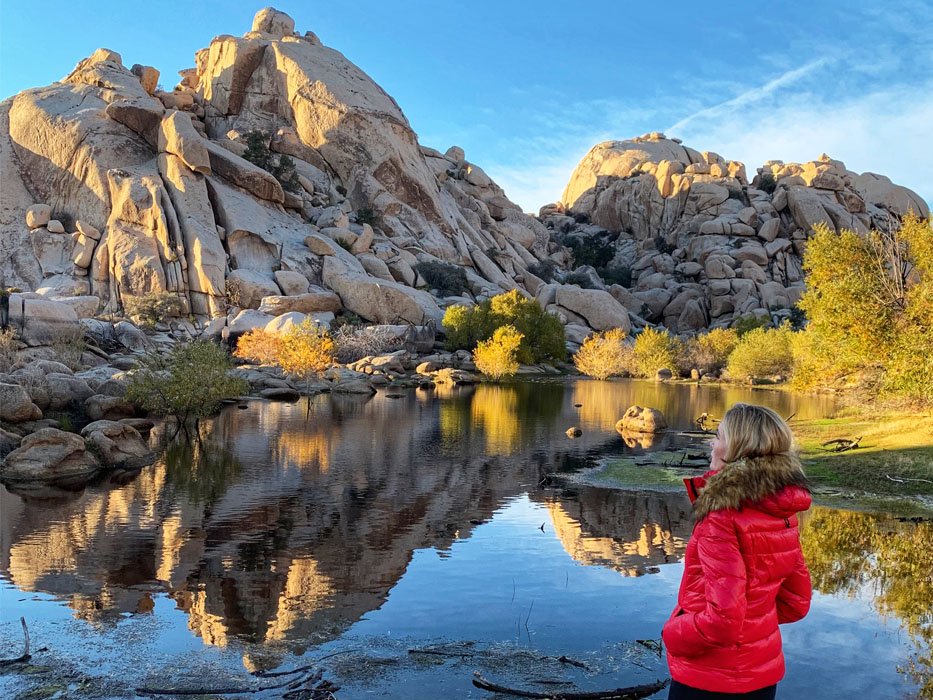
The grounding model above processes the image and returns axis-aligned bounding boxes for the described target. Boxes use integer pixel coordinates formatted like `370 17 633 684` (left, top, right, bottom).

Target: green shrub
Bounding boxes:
654 235 676 255
442 289 565 363
633 327 681 378
733 313 770 337
414 260 469 296
242 130 300 193
51 326 86 371
563 271 595 289
527 259 558 282
599 264 632 288
726 323 794 381
127 341 248 424
568 237 614 268
123 291 184 329
757 172 777 194
356 207 379 226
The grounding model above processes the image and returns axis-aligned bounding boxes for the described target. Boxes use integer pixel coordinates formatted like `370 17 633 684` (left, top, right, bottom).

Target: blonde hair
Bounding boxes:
719 403 793 463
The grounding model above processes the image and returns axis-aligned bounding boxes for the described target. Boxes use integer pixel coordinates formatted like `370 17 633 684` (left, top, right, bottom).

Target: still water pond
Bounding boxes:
1 380 929 698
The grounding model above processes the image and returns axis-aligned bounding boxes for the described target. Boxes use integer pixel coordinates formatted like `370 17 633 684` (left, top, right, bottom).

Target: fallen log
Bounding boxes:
472 672 668 699
820 437 862 452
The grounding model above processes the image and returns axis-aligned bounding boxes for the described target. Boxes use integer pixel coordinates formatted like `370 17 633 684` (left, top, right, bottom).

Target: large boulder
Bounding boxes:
80 420 151 467
0 428 100 482
0 383 43 422
258 290 342 316
615 405 668 434
322 256 443 325
7 295 81 346
227 269 281 309
555 286 632 333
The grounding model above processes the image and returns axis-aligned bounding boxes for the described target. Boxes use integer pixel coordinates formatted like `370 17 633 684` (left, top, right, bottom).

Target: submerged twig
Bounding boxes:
0 617 30 666
472 672 669 699
884 474 933 485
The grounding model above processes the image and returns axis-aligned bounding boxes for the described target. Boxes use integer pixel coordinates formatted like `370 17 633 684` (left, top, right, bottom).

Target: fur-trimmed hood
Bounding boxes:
693 453 810 520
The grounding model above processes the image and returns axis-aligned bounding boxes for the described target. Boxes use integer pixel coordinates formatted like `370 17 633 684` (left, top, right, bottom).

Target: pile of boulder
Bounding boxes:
538 133 928 335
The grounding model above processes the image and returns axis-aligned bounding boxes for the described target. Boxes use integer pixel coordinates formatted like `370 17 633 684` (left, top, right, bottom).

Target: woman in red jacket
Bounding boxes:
662 403 812 699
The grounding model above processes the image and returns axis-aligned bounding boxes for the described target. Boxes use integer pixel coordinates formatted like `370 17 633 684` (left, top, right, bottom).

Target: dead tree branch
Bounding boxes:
0 617 30 666
472 672 668 699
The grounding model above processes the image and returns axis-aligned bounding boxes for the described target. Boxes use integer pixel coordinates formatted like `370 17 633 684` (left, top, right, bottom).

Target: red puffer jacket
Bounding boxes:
662 456 812 693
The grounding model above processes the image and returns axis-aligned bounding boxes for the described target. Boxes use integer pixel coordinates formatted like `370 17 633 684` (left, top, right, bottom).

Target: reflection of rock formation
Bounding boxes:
538 487 692 576
0 380 835 664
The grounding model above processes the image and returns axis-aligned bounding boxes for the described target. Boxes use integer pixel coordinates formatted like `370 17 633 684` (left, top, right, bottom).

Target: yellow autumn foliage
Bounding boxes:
573 328 631 380
234 328 285 366
473 324 523 380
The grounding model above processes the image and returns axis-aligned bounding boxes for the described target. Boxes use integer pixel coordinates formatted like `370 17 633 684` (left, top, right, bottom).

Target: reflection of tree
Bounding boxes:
439 382 566 456
801 507 933 697
162 433 242 506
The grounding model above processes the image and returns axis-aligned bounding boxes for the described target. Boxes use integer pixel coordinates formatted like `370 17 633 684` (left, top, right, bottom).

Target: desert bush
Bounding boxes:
332 325 403 363
0 327 19 372
599 264 632 288
414 260 469 296
726 323 795 381
633 327 681 378
474 325 523 381
757 172 777 194
573 328 633 380
527 259 558 282
678 328 739 376
654 235 676 255
127 341 248 424
568 237 614 269
443 290 565 364
277 319 336 388
242 130 300 193
234 329 284 366
733 313 770 337
356 207 378 226
51 326 87 371
123 292 184 328
563 270 595 288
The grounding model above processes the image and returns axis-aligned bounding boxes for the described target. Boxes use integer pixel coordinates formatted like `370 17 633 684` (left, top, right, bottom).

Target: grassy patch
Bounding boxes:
795 412 933 496
582 457 693 490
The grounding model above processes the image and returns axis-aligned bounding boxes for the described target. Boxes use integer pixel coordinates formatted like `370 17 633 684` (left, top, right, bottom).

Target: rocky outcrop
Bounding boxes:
546 133 928 334
615 406 668 434
0 7 551 333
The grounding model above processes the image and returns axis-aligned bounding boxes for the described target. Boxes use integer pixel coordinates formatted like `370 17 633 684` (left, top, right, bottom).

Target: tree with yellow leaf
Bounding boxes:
474 325 523 381
278 319 336 391
573 328 632 380
233 328 284 365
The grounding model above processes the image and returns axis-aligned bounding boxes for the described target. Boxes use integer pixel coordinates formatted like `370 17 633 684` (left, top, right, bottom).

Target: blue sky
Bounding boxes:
2 1 931 211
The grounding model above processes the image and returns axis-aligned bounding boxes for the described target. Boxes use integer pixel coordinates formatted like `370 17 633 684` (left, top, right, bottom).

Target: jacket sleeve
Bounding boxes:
777 550 811 624
662 513 747 658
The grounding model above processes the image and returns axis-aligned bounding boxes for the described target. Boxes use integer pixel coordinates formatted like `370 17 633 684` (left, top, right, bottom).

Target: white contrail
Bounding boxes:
667 58 831 133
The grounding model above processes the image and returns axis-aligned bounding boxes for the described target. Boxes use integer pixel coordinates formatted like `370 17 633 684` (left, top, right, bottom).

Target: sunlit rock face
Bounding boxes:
551 132 928 334
0 7 550 325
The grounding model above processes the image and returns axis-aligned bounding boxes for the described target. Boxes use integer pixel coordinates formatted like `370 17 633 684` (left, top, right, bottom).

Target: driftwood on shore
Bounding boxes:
821 437 862 452
472 672 668 699
0 617 30 666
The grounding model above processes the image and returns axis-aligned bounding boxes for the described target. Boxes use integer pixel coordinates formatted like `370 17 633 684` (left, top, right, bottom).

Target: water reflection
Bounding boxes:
1 378 893 683
540 486 692 575
801 508 933 697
